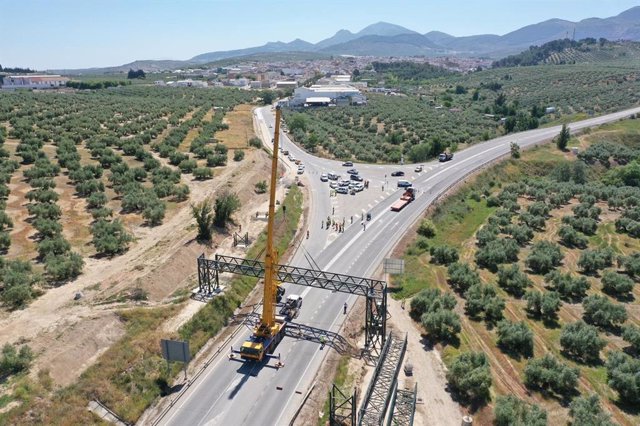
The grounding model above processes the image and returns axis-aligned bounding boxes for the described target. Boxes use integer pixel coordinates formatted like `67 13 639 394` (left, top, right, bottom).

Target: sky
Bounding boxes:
1 0 638 70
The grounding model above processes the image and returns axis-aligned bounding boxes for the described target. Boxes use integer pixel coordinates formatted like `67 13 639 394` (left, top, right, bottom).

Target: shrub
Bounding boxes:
37 236 71 259
545 270 590 302
193 167 213 180
446 352 491 403
618 253 640 278
601 271 634 297
409 288 456 321
622 324 640 354
429 245 459 265
233 150 245 162
578 249 614 275
417 219 436 238
91 219 134 256
606 351 640 405
173 184 190 202
524 290 561 320
496 264 532 297
0 343 33 376
569 395 615 426
464 284 504 324
214 191 241 228
494 395 547 426
191 199 215 241
248 137 262 148
524 354 579 396
255 180 268 194
421 309 461 342
45 252 84 282
447 262 480 294
142 202 166 226
558 225 588 248
475 238 520 271
560 321 605 363
582 294 627 329
496 320 533 358
526 241 563 274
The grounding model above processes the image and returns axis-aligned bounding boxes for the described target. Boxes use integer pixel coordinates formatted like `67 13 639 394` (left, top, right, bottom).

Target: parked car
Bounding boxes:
397 180 412 188
282 150 289 155
328 172 340 180
329 181 339 189
346 168 358 175
391 171 405 177
350 174 363 181
339 180 351 187
352 183 364 192
342 161 353 167
336 186 349 194
414 165 423 172
297 166 304 174
320 173 328 182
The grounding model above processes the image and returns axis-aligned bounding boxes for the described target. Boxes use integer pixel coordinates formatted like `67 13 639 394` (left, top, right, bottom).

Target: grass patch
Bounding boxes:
0 185 304 424
216 104 256 149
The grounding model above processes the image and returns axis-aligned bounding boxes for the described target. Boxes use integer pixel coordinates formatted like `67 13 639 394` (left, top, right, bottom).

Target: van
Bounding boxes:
397 180 412 188
327 172 340 180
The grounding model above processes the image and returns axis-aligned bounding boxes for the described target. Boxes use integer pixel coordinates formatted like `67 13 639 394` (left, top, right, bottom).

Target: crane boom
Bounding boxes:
254 106 281 338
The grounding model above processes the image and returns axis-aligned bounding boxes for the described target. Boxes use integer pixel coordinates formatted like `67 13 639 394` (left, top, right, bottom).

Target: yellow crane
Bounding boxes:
240 106 286 361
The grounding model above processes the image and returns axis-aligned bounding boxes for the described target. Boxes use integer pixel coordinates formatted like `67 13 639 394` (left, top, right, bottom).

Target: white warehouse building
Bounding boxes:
290 84 366 107
2 75 69 90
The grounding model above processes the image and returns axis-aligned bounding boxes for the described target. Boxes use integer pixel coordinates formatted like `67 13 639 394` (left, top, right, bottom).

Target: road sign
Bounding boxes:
161 339 190 363
383 258 404 275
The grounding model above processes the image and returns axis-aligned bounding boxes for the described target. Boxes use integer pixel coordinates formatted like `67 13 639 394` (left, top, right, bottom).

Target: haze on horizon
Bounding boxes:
1 0 638 70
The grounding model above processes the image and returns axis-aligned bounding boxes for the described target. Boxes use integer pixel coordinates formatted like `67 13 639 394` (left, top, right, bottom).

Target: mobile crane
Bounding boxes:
240 107 288 362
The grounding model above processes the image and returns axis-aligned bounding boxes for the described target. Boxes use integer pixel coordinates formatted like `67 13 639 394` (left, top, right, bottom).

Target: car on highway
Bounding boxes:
329 181 339 189
282 150 289 155
397 179 412 188
391 171 405 177
342 161 353 167
415 165 423 172
346 168 358 175
339 180 351 187
327 172 340 180
320 173 328 182
336 186 349 194
351 182 364 192
350 174 363 182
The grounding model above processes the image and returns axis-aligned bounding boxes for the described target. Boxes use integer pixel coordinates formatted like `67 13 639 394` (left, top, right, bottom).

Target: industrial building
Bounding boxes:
1 75 69 89
290 84 366 107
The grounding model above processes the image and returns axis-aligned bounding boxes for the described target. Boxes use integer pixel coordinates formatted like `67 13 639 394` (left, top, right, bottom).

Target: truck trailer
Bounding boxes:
438 151 453 162
390 188 415 212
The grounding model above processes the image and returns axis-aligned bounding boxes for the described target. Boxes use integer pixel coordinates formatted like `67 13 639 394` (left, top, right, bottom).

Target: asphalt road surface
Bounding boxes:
156 105 640 426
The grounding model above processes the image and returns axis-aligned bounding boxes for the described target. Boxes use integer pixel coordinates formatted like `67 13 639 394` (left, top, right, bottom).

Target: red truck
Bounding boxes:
390 188 415 211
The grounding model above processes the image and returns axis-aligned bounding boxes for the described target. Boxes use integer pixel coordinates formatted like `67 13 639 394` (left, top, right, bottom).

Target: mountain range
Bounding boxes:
54 7 640 73
189 7 640 63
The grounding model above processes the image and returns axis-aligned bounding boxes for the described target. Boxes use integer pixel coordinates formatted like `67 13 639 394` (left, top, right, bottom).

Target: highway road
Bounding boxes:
155 105 640 426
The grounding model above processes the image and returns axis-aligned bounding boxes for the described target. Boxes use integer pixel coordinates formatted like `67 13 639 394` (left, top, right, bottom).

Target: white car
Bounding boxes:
336 186 349 194
329 181 339 189
338 180 351 187
320 173 328 182
352 182 364 192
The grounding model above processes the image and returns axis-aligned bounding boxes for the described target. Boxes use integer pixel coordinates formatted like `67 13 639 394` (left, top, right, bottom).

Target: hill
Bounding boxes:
493 39 640 67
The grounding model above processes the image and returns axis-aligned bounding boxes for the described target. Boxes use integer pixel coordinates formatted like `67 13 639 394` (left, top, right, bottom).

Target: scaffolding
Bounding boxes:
358 333 407 426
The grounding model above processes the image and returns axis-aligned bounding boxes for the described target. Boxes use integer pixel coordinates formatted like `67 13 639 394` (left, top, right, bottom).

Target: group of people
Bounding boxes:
321 216 347 233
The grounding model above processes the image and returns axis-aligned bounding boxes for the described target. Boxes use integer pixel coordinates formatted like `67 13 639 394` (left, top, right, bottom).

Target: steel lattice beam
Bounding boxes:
197 253 388 351
358 333 407 426
201 254 386 298
386 384 417 426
